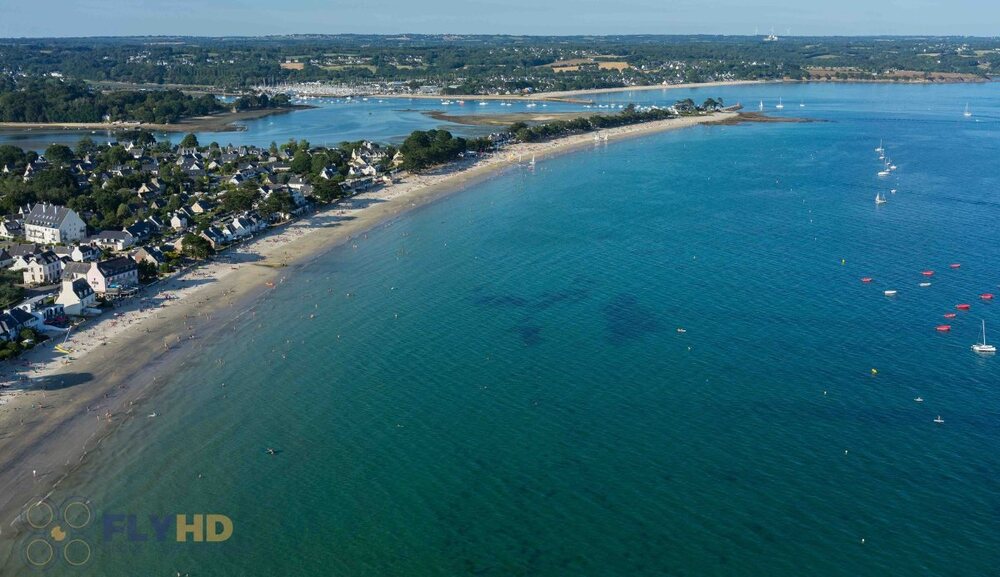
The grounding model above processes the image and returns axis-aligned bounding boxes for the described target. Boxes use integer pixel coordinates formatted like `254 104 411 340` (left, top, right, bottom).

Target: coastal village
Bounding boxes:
0 98 725 368
0 135 408 360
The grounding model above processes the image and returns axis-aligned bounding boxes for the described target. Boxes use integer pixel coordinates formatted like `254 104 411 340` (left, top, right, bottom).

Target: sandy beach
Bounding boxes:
0 111 735 530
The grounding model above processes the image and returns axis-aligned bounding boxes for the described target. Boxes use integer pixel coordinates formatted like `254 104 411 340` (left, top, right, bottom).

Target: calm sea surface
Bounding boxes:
5 82 1000 575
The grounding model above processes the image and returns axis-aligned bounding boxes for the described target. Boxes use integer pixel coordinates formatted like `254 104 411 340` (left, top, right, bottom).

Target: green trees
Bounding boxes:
44 144 74 165
137 260 158 282
0 144 27 168
289 150 312 175
232 92 291 111
0 77 224 123
222 185 261 213
311 179 343 203
399 129 467 171
182 234 213 259
179 133 200 149
0 269 24 309
262 190 296 214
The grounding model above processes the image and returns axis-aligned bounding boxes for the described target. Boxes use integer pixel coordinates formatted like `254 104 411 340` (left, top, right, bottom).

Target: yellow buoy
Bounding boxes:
871 368 878 375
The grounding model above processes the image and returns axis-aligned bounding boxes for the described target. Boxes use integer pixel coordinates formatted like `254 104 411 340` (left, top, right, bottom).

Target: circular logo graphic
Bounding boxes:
24 539 53 567
21 497 93 569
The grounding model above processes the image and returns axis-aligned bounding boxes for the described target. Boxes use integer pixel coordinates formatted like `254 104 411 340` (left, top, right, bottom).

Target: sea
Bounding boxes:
3 82 1000 575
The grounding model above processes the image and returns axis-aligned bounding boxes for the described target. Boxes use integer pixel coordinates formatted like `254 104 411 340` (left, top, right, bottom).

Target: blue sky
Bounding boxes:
0 0 994 38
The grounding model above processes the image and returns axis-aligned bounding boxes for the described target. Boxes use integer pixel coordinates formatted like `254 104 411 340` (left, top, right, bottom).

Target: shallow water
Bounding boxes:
4 82 1000 575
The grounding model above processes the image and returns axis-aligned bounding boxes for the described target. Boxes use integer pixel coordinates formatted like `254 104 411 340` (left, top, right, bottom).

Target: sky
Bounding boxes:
0 0 995 38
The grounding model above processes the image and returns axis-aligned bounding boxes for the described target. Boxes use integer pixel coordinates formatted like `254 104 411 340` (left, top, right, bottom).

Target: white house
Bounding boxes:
22 203 87 244
56 278 96 316
86 257 139 295
170 212 189 231
22 251 61 285
90 231 136 252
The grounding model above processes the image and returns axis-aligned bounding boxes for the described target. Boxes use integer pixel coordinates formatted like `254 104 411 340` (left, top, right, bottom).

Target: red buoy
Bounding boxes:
861 277 873 283
944 313 957 319
922 270 934 276
936 325 952 332
950 263 961 269
981 293 994 300
956 303 971 310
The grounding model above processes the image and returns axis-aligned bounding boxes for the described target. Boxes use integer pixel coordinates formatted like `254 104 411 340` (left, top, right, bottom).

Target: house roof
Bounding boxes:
62 262 91 277
24 203 77 229
94 231 133 242
95 256 137 277
7 307 35 325
31 250 60 266
125 221 157 238
0 312 21 336
69 278 94 299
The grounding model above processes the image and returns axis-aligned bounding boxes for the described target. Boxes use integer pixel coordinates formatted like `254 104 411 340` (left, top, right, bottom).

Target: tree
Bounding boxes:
262 190 296 215
312 179 342 203
44 144 74 165
75 136 98 157
222 186 260 213
182 234 212 259
290 151 312 175
179 133 199 149
137 260 158 282
0 144 26 168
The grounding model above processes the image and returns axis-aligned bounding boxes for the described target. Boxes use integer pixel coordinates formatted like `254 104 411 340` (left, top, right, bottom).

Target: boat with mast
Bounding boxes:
972 320 996 354
875 192 887 205
964 103 973 118
775 98 784 110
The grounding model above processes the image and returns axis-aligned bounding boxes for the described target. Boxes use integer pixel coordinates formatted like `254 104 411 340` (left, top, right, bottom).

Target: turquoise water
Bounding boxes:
0 96 583 151
7 83 1000 575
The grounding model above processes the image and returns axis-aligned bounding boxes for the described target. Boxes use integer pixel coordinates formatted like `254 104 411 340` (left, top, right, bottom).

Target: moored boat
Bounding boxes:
972 320 996 354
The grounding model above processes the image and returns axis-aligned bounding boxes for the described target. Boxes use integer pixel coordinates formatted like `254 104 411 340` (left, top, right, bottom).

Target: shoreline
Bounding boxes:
0 105 312 135
0 111 736 533
373 80 764 104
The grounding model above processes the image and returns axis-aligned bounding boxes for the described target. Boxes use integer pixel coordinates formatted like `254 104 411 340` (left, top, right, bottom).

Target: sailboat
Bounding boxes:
528 154 536 167
875 192 887 205
758 100 764 112
877 165 891 177
875 140 884 154
964 103 972 118
54 325 75 354
775 98 784 110
971 319 996 354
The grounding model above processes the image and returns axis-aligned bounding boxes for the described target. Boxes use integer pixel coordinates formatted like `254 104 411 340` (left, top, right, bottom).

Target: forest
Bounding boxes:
0 76 222 123
0 35 994 92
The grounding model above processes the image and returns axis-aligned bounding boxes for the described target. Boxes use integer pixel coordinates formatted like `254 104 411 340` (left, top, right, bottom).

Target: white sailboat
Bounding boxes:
758 100 764 112
875 192 887 205
875 140 884 154
528 154 536 167
775 98 784 110
972 319 996 354
964 103 972 118
877 166 891 177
